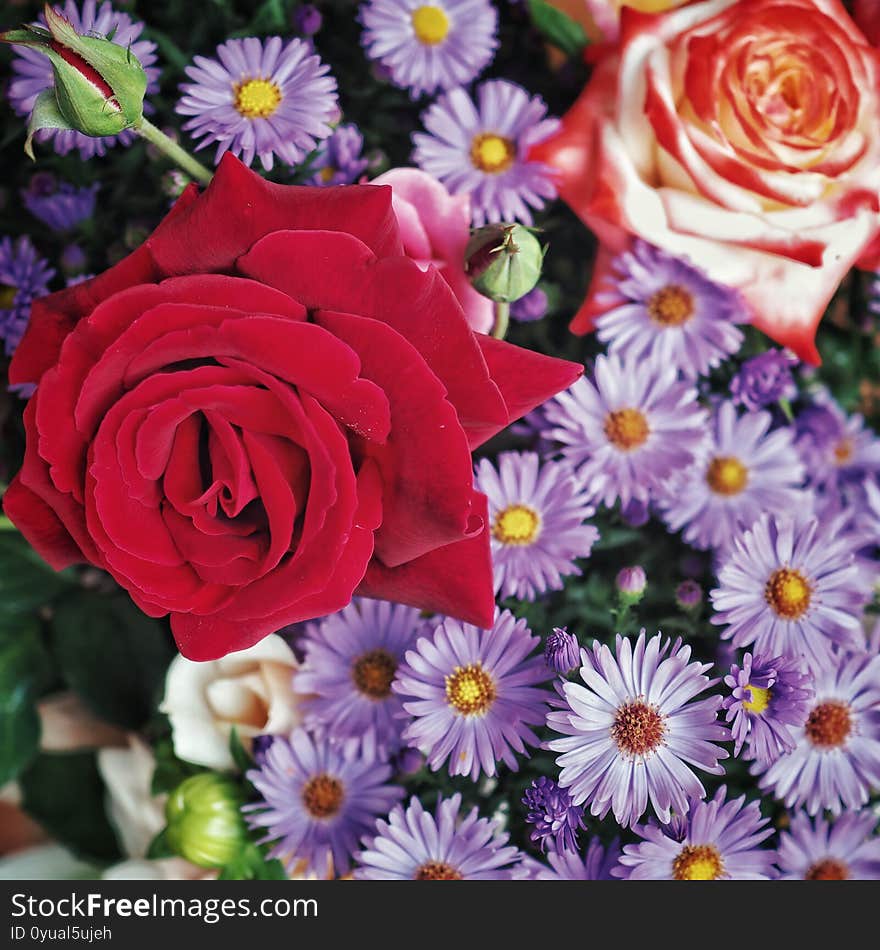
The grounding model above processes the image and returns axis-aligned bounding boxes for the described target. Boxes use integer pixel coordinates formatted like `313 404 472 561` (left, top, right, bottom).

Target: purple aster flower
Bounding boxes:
412 80 559 226
393 610 552 780
176 36 338 171
613 786 776 880
523 777 584 853
675 579 703 611
710 513 865 670
354 793 522 880
7 0 159 159
547 631 729 828
294 598 424 753
544 627 580 676
659 401 806 552
0 236 54 357
722 652 814 765
243 728 403 878
777 809 880 880
21 174 99 232
359 0 498 99
731 349 799 411
510 286 548 322
594 241 747 378
755 648 880 816
796 393 880 491
534 838 622 880
306 123 369 186
543 353 708 509
474 451 599 601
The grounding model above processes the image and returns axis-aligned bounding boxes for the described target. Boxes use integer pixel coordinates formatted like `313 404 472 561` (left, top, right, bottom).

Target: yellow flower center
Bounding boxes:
469 133 516 174
411 5 450 45
415 861 463 880
352 648 397 700
743 684 771 715
706 456 749 496
647 285 694 327
603 408 650 451
301 774 344 819
805 700 852 749
234 78 283 119
319 166 337 183
764 567 812 620
445 663 496 716
0 284 17 309
805 858 849 880
610 700 666 757
492 504 540 546
673 844 725 881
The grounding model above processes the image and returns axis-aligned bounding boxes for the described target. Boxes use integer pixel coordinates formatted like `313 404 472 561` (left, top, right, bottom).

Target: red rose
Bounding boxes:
4 155 580 660
534 0 880 363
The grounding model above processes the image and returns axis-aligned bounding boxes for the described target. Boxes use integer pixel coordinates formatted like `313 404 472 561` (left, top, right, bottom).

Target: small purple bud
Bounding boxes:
510 286 548 322
251 734 275 766
675 578 702 610
616 566 646 597
522 776 584 853
730 349 798 411
544 626 580 675
60 242 87 275
294 4 322 36
394 746 424 776
620 496 650 527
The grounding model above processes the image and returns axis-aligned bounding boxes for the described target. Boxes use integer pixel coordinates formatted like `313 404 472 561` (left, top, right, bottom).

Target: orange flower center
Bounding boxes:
301 774 344 819
470 133 516 174
352 648 397 699
647 285 694 327
673 844 725 881
415 861 463 880
805 701 851 749
445 663 496 716
764 568 811 620
805 858 849 880
611 700 666 757
604 408 650 451
706 456 749 496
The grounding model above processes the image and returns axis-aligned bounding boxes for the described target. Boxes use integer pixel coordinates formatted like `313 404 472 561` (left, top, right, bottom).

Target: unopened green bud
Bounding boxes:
165 773 247 869
465 223 544 304
1 4 147 157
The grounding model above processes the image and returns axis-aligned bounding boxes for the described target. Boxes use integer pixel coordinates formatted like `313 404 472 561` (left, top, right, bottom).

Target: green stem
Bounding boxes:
133 117 213 186
491 301 510 340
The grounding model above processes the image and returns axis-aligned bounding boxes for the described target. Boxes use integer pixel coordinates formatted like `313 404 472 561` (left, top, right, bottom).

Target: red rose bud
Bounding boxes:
0 4 147 157
465 224 545 304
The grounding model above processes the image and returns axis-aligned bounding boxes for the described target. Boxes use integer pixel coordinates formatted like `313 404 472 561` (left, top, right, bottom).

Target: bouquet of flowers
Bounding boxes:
0 0 878 884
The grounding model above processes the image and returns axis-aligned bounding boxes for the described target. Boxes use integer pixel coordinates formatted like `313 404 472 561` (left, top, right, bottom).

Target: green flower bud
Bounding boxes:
1 4 147 157
165 773 248 869
465 224 545 304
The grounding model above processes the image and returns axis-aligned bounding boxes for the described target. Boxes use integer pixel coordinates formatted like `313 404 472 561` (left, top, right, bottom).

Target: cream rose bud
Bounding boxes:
160 634 302 771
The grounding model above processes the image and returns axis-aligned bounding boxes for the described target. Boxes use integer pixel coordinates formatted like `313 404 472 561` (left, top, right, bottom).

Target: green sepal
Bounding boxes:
24 89 75 160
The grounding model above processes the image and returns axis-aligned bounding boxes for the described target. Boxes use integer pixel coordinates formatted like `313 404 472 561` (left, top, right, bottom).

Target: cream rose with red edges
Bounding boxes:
535 0 880 362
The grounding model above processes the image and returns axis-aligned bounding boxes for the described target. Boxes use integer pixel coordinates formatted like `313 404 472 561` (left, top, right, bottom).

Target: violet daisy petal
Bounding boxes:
475 451 599 601
595 240 747 378
0 236 54 357
243 728 403 878
176 36 338 171
534 837 622 880
776 809 880 880
393 610 552 781
710 513 866 670
354 793 522 879
755 648 880 816
294 598 424 753
660 401 806 552
547 630 729 828
543 352 708 509
613 786 777 880
412 79 559 225
359 0 498 98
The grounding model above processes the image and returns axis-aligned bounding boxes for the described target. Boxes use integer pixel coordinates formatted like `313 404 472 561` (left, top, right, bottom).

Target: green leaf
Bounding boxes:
50 591 174 730
220 843 287 880
228 726 253 774
19 752 122 862
0 618 51 785
150 736 205 796
0 531 77 623
527 0 588 57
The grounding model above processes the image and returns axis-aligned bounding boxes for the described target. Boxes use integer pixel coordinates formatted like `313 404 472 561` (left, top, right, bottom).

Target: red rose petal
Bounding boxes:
1 477 83 570
316 308 480 568
356 493 495 629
